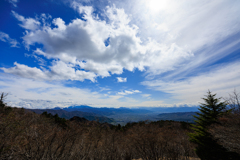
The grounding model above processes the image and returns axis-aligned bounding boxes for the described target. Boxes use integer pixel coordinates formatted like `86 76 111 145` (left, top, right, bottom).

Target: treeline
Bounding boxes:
1 99 197 159
1 91 240 160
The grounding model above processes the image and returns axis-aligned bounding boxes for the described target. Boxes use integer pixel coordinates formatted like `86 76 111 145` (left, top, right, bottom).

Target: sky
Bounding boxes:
0 0 240 109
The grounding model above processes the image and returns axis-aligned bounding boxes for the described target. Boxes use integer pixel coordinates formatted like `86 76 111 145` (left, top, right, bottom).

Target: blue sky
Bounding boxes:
0 0 240 109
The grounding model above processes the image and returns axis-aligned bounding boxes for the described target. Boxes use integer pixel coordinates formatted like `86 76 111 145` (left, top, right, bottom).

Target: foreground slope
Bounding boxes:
1 105 199 160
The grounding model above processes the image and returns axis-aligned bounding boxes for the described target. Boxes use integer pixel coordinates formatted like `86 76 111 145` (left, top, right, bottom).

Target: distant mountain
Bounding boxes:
51 106 198 116
144 106 199 113
157 112 198 122
52 107 62 110
29 106 200 124
28 109 114 123
60 105 153 116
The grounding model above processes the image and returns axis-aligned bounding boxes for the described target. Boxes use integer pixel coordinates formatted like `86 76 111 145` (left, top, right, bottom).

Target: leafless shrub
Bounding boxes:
209 113 240 155
0 92 8 105
225 89 240 113
0 106 198 160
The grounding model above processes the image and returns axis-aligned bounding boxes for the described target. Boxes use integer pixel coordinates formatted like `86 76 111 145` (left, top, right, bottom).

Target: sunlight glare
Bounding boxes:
146 0 169 12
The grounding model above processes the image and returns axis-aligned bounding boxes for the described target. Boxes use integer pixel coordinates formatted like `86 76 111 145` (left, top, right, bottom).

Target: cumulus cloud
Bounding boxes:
0 31 19 47
142 62 240 104
3 5 192 81
1 61 96 82
2 0 240 105
118 90 141 95
117 77 127 82
12 11 40 30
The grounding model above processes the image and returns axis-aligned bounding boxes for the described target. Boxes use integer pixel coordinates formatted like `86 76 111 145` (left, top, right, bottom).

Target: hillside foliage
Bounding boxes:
0 99 197 159
1 91 240 160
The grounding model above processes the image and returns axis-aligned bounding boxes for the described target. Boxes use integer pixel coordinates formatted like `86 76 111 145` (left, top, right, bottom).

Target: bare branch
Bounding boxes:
0 92 8 107
225 89 240 113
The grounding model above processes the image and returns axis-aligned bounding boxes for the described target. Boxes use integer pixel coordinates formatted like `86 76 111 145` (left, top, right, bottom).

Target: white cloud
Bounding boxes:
12 11 40 30
24 53 46 66
1 62 49 80
0 31 19 47
119 0 240 48
0 61 97 82
0 74 100 108
117 77 127 82
141 94 151 98
4 6 192 81
118 89 141 95
0 74 163 108
111 0 240 77
50 61 96 82
142 62 240 104
8 0 18 7
8 1 239 82
2 0 240 107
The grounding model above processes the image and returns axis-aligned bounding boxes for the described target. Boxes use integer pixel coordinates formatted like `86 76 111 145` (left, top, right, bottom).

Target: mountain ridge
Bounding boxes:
27 108 114 123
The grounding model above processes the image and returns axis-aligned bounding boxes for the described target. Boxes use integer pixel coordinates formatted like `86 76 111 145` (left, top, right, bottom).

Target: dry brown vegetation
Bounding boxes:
1 91 240 160
0 105 198 160
209 113 240 155
209 89 240 155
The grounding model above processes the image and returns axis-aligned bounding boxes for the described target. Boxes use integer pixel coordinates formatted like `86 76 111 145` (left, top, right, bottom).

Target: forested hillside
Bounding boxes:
1 92 240 160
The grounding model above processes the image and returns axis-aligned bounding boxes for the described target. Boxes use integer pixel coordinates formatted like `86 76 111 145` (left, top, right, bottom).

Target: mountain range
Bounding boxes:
27 105 199 125
55 105 154 116
27 108 114 123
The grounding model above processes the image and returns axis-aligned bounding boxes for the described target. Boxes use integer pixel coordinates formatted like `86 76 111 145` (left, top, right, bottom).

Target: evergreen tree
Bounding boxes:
189 91 240 160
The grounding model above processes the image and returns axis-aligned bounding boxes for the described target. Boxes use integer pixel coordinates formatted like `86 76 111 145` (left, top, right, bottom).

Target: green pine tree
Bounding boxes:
189 91 240 160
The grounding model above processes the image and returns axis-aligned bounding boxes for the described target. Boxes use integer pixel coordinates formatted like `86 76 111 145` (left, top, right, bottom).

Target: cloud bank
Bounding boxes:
0 74 163 108
2 4 192 82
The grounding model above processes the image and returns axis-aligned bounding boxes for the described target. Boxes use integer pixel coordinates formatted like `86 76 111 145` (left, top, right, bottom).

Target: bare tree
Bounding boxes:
209 114 240 155
0 92 8 107
225 89 240 113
